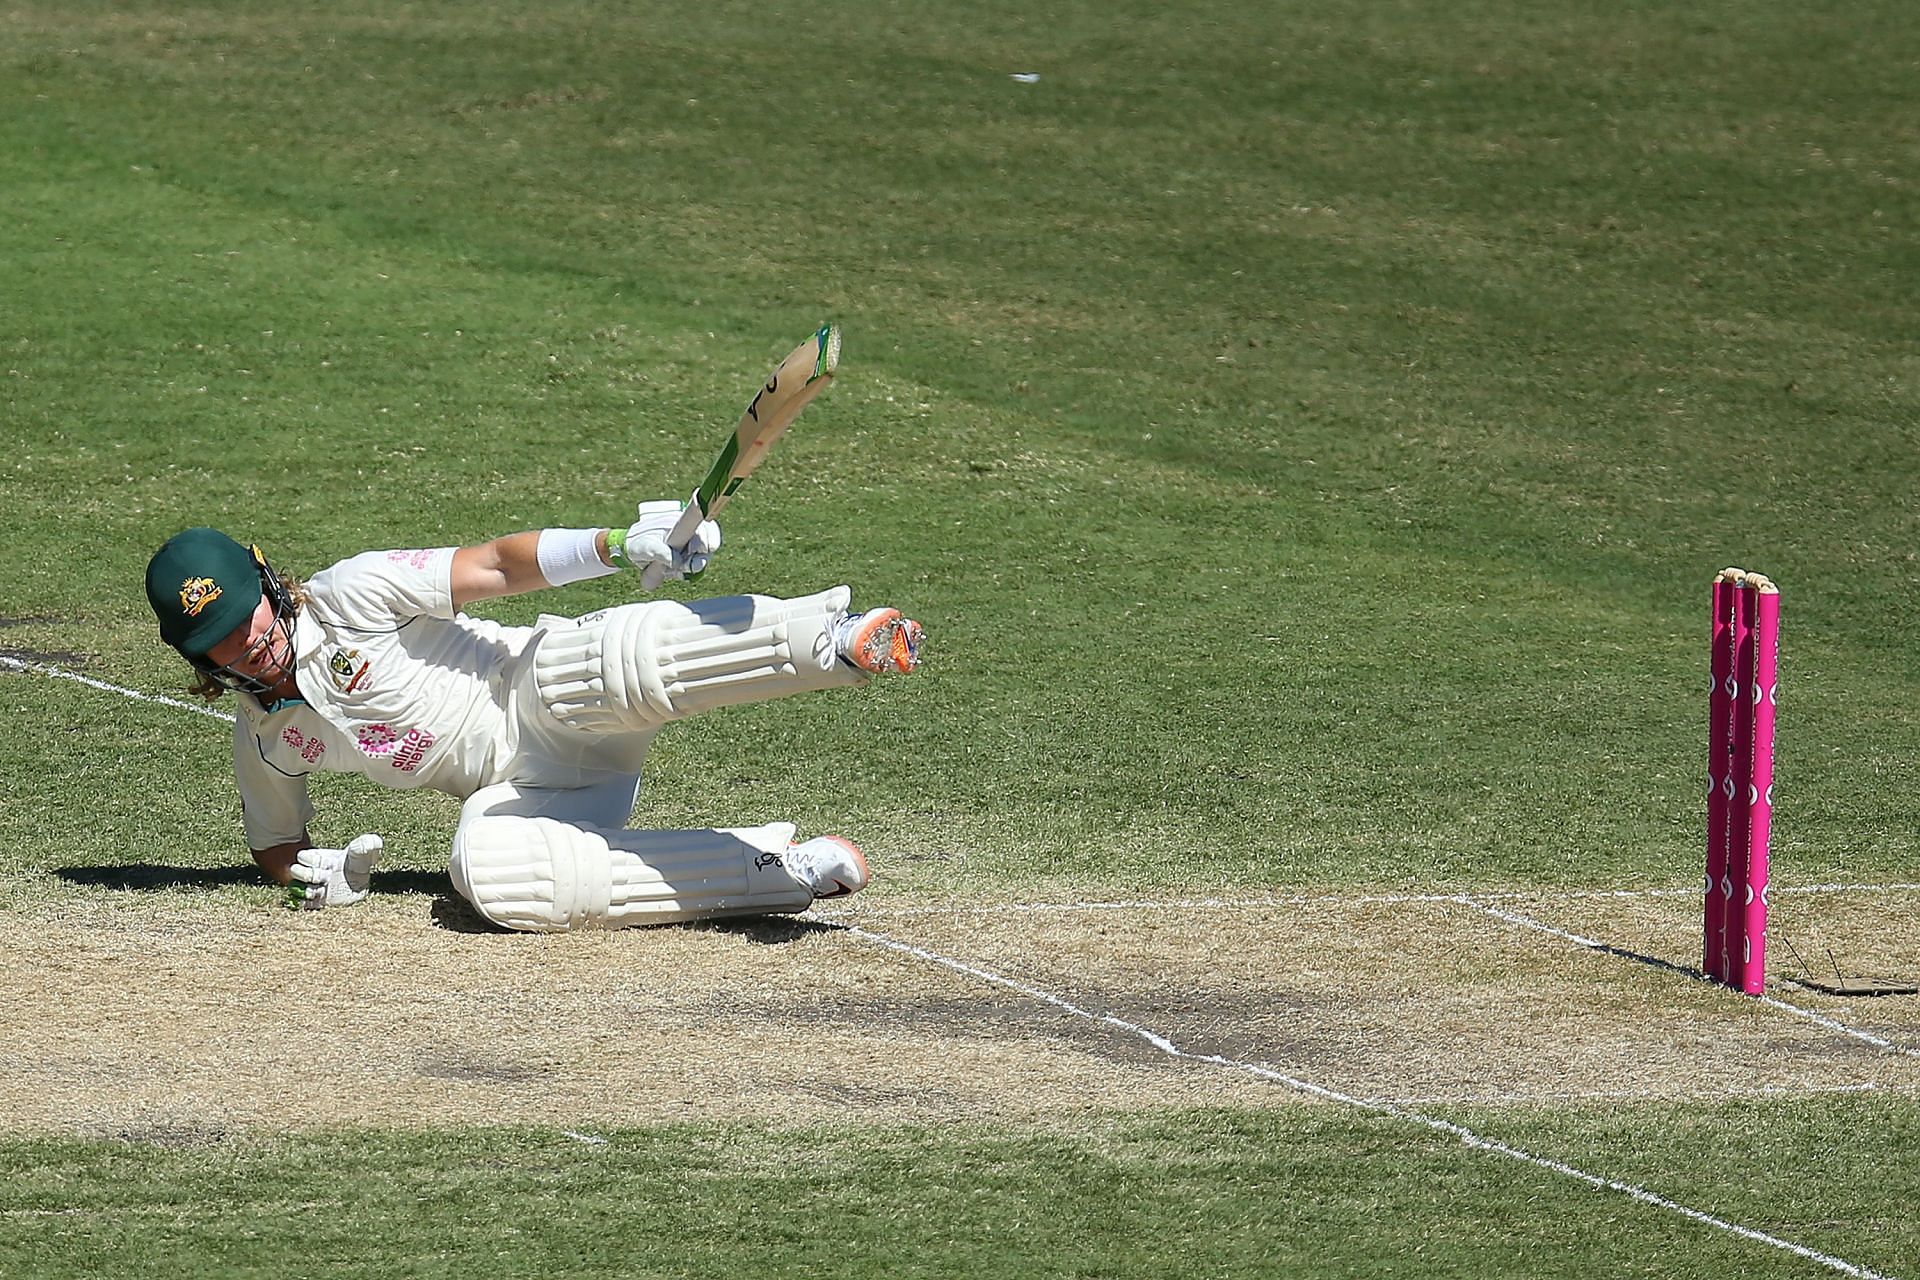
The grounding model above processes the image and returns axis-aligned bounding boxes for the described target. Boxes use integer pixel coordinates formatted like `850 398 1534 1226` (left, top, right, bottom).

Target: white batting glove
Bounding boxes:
613 499 721 590
286 834 384 910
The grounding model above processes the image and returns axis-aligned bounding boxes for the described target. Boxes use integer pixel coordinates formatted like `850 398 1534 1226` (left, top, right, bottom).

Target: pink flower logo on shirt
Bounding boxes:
356 723 435 773
386 550 434 569
357 724 398 754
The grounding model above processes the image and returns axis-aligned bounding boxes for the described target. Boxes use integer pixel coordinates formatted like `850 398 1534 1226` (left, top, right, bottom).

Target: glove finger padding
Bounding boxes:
286 850 338 909
631 499 682 537
289 848 340 884
283 836 383 910
663 507 720 578
681 519 720 570
343 833 384 874
626 527 675 590
622 501 721 588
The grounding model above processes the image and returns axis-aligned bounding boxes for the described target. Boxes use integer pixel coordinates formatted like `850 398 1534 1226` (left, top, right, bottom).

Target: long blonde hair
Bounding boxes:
186 572 310 701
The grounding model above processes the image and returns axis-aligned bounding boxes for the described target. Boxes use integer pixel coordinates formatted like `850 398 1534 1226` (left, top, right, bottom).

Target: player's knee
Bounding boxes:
450 813 612 932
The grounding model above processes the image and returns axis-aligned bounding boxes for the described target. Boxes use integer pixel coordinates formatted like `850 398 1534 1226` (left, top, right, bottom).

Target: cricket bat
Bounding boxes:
666 323 842 564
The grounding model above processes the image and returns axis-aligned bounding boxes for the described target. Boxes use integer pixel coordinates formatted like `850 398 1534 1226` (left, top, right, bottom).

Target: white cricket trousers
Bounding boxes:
448 587 867 932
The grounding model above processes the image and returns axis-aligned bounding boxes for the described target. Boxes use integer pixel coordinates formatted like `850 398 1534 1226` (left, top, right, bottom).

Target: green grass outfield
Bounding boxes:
4 1101 1916 1280
2 0 1916 1275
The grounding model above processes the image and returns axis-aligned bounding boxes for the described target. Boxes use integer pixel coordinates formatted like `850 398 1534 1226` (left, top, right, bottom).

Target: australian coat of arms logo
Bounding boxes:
329 648 372 694
178 576 222 617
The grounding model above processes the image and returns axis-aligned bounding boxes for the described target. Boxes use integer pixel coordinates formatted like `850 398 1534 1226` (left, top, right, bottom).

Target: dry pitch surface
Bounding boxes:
4 878 1915 1140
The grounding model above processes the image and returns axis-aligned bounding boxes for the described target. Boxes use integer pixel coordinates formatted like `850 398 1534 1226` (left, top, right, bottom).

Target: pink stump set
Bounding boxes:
1704 568 1780 993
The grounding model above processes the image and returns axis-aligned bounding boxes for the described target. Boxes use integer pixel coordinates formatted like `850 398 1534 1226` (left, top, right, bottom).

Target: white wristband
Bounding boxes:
535 528 619 587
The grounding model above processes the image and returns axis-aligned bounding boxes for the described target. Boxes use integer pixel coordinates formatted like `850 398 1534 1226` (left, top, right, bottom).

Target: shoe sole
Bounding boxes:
846 609 924 674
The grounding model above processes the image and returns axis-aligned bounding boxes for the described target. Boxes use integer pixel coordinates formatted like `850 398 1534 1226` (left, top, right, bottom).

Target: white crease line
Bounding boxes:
840 922 1900 1280
1774 883 1920 896
0 656 235 724
1464 899 1919 1059
831 892 1470 920
1489 883 1920 900
824 880 1920 922
1511 883 1920 900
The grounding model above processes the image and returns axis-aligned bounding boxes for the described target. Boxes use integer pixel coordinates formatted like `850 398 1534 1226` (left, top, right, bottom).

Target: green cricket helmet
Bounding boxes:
145 527 298 692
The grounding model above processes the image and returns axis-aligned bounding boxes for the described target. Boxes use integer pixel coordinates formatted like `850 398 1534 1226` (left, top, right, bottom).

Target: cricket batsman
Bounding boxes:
142 507 923 932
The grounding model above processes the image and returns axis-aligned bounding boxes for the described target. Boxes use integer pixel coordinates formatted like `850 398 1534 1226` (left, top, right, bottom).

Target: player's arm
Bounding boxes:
450 531 607 608
251 831 311 885
252 831 386 909
448 514 720 611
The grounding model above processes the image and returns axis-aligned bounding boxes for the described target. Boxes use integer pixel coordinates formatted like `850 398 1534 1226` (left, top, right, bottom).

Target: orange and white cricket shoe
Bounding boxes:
785 835 870 900
834 608 925 674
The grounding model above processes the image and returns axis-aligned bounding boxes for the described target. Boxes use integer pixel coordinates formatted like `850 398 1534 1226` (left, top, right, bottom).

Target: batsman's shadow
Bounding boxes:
50 868 846 942
56 864 450 898
1588 941 1703 982
693 915 841 945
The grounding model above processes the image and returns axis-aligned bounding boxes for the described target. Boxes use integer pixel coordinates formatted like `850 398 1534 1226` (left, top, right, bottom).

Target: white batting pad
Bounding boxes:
450 807 812 932
533 587 865 735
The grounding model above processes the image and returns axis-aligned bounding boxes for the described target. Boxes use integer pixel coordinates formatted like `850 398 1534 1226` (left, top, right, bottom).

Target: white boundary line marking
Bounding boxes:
840 923 1901 1280
0 656 235 724
9 655 1913 1275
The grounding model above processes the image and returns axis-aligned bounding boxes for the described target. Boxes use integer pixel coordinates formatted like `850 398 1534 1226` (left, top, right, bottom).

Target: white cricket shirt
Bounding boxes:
231 548 538 848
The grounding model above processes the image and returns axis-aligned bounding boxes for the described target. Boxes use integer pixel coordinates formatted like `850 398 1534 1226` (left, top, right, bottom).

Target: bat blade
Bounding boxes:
668 323 841 552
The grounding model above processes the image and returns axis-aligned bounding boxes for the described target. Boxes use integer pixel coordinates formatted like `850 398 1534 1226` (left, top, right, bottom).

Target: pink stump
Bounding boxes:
1738 584 1780 994
1704 573 1737 982
1723 579 1757 985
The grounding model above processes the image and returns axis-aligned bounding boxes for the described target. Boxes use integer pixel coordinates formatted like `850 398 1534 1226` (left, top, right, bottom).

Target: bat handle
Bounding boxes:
665 488 707 551
666 487 710 582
